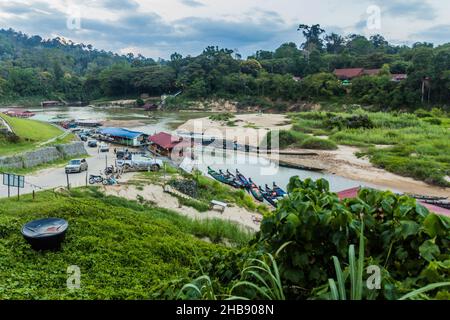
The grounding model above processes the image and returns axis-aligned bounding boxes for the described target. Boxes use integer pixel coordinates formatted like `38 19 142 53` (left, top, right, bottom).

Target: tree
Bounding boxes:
370 34 388 49
240 59 262 76
298 24 325 51
325 33 346 54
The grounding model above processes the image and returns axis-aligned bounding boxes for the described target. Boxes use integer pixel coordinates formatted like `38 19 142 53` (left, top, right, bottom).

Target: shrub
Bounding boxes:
256 177 450 299
136 98 145 107
299 137 338 150
209 113 235 122
423 118 442 125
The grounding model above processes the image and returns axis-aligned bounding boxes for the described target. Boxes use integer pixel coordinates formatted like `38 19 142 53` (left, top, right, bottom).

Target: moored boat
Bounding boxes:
248 178 264 202
265 184 284 200
235 169 251 188
219 169 244 188
208 167 228 184
259 186 278 207
272 182 287 197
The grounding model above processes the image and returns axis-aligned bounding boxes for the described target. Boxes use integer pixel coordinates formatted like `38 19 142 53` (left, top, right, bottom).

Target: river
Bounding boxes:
0 105 384 193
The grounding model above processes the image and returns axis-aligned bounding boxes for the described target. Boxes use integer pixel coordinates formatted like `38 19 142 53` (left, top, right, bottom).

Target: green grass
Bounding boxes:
270 130 337 150
0 114 74 156
0 187 252 299
137 168 270 215
286 110 450 187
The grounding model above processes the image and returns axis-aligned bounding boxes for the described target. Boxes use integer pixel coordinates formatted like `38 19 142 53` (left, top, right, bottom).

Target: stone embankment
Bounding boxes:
0 142 87 169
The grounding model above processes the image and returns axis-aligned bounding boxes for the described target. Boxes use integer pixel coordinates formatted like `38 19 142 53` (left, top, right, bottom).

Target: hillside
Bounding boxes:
0 187 247 299
1 28 450 109
0 113 73 156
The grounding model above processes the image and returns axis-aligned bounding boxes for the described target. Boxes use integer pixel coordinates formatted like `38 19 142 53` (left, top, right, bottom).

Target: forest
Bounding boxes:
0 26 449 109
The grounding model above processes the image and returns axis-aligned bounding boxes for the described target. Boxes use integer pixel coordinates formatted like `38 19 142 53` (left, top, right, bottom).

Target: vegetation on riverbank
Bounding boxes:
0 113 74 156
177 177 450 300
0 176 448 300
0 187 251 299
286 110 450 187
2 27 450 110
136 168 269 215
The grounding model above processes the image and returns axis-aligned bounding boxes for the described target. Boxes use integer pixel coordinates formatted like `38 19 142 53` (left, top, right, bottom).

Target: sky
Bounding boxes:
0 0 449 59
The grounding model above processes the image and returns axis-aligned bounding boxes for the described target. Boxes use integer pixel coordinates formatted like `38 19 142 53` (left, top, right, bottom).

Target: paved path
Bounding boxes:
0 142 121 198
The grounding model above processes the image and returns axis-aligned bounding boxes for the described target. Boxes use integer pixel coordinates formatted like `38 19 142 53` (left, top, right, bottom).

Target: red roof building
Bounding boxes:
363 69 381 76
333 68 365 80
148 132 192 157
337 187 450 217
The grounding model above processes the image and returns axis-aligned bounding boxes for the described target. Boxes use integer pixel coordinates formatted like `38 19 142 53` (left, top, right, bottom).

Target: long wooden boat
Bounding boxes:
420 200 450 210
235 169 251 188
272 182 287 197
409 194 448 201
248 178 264 202
208 167 228 184
265 185 285 200
259 186 278 207
219 170 244 188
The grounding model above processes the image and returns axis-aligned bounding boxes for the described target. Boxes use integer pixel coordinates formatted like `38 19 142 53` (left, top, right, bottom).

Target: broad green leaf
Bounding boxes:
399 221 420 239
419 239 441 262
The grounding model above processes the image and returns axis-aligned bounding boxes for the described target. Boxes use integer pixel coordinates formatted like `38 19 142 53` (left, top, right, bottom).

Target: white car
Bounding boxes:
116 155 163 171
99 143 109 152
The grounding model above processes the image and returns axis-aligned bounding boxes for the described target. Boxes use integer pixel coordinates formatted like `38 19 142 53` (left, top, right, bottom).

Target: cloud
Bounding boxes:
180 0 205 7
0 0 448 59
375 0 437 20
102 0 139 10
412 24 450 44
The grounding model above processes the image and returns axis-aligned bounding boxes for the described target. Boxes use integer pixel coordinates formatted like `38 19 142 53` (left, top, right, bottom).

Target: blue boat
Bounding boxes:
235 169 251 188
272 182 287 197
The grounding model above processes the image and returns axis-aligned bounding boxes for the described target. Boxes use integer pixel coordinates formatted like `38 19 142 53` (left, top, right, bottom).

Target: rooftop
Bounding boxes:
99 127 146 139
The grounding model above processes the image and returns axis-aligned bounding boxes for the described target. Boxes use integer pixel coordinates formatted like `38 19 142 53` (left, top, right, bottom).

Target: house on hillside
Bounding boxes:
148 132 192 158
98 127 148 147
333 68 365 80
363 69 381 76
3 109 35 118
334 68 407 83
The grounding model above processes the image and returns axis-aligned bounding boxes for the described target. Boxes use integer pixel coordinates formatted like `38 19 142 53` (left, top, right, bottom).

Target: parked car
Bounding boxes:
99 143 109 152
87 140 97 147
65 159 88 173
116 155 163 172
78 134 88 142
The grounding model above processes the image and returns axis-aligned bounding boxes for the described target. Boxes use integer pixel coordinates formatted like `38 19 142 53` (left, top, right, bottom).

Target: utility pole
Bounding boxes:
66 173 70 190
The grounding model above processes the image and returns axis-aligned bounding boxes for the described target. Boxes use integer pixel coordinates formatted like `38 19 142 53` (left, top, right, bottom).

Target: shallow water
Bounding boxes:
0 105 381 193
194 147 380 192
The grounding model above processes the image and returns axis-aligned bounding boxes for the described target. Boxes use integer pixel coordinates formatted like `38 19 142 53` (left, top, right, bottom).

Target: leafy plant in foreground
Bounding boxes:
256 177 450 299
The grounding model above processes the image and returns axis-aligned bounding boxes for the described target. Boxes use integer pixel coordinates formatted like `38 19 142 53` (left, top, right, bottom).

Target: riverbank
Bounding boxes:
177 113 450 198
178 113 292 146
271 146 450 198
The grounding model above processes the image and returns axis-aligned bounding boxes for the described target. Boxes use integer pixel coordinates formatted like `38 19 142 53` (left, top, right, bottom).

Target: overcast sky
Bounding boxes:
0 0 449 59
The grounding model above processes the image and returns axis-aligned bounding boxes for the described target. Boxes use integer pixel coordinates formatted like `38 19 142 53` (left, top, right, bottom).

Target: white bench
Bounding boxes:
210 200 228 213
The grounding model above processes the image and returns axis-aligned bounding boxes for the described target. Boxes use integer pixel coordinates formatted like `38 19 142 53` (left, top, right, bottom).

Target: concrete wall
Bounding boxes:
0 142 87 169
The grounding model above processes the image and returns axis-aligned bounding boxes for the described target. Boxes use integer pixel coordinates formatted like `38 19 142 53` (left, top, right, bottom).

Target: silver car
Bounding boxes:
65 159 88 174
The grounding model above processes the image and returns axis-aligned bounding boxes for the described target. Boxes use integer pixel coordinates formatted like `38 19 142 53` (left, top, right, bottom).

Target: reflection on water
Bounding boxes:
195 147 379 192
0 106 204 135
0 105 383 192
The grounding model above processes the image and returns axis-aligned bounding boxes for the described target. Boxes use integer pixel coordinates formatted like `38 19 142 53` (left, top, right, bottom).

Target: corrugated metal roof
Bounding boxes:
149 132 190 149
334 68 364 79
99 127 145 139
